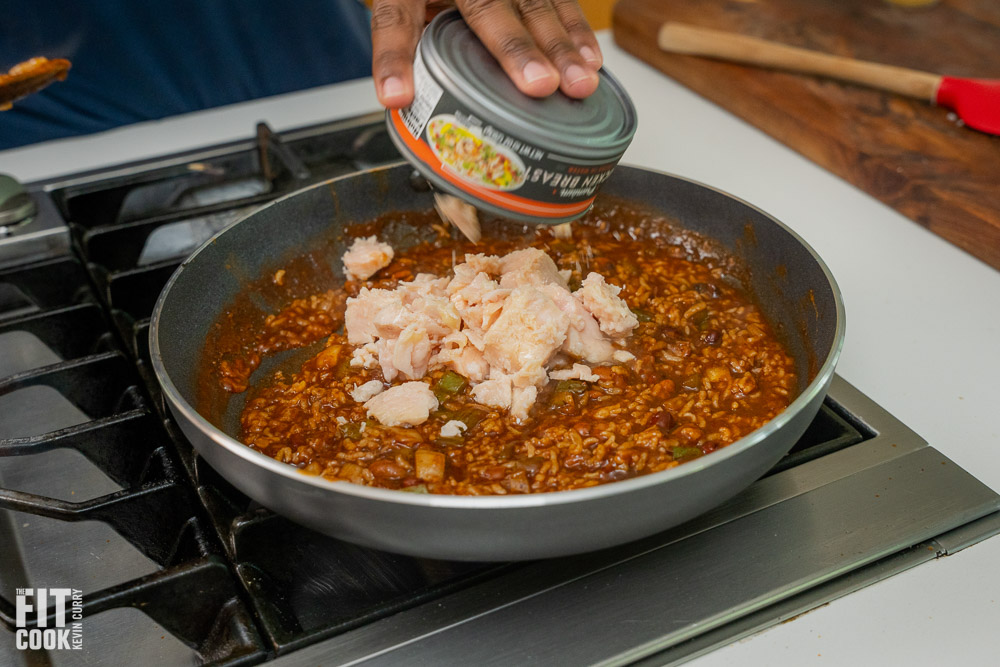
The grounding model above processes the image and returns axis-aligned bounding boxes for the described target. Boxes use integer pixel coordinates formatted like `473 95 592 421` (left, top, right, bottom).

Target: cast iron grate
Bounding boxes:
53 116 401 371
0 260 267 665
0 257 95 321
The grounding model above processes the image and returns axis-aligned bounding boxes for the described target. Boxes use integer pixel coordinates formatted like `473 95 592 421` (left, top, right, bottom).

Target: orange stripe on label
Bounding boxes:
390 109 595 218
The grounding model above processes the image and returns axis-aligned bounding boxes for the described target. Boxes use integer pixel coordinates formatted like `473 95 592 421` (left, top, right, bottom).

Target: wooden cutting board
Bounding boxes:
612 0 1000 271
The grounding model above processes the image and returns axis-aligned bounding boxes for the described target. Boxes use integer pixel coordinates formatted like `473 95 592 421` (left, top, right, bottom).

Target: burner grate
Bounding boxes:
0 303 116 360
81 202 261 272
0 257 94 320
47 115 402 370
0 260 267 665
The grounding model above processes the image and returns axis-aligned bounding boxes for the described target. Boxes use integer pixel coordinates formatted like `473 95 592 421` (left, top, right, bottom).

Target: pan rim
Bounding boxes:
149 161 846 511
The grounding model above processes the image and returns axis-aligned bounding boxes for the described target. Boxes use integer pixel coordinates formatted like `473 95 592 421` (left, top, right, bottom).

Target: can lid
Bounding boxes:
421 11 637 161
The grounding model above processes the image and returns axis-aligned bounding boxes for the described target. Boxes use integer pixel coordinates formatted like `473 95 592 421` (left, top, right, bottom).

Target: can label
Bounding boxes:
390 50 621 220
400 49 443 138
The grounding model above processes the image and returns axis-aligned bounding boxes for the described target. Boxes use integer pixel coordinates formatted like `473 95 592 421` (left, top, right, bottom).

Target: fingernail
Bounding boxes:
564 64 594 88
580 45 600 65
382 76 405 100
522 61 552 85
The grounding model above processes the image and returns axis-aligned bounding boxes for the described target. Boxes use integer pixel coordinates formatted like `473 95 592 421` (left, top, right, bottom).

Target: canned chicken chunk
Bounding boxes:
387 10 637 224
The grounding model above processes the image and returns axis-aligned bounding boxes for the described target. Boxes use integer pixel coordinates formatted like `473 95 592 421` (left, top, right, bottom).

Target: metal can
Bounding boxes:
386 10 637 224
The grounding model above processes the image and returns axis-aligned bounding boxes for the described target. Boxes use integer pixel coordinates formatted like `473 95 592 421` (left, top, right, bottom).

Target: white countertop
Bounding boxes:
3 32 998 666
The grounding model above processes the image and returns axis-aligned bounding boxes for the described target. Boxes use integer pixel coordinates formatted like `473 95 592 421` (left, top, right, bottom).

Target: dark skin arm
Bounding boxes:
371 0 603 108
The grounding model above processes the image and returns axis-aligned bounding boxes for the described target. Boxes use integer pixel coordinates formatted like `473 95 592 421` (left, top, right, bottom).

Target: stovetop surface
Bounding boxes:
1 115 998 666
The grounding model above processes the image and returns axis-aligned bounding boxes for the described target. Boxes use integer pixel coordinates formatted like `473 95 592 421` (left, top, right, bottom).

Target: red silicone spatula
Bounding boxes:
658 23 1000 136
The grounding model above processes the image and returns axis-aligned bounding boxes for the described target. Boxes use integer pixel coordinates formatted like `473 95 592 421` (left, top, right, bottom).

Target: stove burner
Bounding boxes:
2 114 998 666
136 206 258 267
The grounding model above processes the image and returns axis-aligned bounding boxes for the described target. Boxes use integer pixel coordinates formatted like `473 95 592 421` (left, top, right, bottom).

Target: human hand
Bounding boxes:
371 0 603 108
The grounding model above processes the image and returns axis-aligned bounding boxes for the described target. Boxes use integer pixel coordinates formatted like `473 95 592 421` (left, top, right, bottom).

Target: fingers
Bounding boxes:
371 0 603 106
371 0 426 107
456 0 561 98
550 0 602 69
455 0 600 99
512 0 599 98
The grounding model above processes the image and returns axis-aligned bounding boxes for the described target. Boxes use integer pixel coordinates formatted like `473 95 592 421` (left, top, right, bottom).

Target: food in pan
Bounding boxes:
427 116 525 190
228 206 797 495
341 236 394 281
341 245 638 424
433 192 482 242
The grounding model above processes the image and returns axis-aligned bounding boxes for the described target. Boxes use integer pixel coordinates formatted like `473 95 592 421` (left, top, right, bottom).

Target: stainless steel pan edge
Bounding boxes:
150 162 845 561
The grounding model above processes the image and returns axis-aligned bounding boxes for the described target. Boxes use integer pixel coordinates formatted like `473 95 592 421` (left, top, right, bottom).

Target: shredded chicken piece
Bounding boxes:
482 286 568 378
539 284 614 364
459 253 503 278
548 363 600 382
510 386 538 421
351 380 385 403
440 420 468 438
575 272 639 338
383 324 433 381
498 248 569 290
551 222 573 239
470 375 512 410
345 288 400 345
432 332 490 382
342 236 394 281
434 193 481 242
346 245 637 425
363 382 438 426
447 271 509 345
350 342 378 368
345 276 461 381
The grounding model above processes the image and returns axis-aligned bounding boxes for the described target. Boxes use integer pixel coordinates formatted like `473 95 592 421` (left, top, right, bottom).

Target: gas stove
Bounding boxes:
2 113 998 666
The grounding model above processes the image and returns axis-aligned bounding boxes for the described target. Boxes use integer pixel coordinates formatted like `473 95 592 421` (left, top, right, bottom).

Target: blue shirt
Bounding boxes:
0 0 373 150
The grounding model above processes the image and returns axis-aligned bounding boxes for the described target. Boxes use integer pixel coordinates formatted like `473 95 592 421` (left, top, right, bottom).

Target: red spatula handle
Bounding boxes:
658 23 943 102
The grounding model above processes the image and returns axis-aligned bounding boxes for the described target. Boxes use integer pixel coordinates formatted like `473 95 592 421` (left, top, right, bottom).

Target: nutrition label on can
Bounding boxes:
400 49 443 140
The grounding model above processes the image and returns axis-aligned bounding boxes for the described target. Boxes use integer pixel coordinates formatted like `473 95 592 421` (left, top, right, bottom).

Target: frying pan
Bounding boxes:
150 163 845 561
